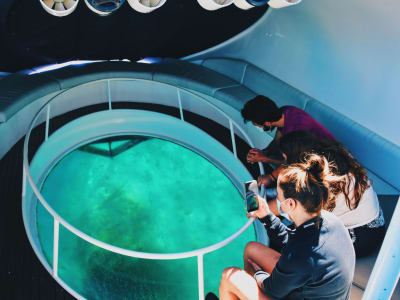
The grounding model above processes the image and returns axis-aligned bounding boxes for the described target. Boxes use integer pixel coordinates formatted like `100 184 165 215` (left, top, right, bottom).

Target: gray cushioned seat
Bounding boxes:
0 60 257 158
242 64 310 110
202 58 309 110
46 61 156 89
154 58 241 97
0 72 60 122
214 85 256 111
202 58 248 83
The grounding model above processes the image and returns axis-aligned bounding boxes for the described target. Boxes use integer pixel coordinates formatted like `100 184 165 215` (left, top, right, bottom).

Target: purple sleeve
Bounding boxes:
282 106 335 140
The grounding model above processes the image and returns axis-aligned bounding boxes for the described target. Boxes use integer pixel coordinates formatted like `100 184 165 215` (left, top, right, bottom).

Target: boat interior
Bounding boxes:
0 0 399 299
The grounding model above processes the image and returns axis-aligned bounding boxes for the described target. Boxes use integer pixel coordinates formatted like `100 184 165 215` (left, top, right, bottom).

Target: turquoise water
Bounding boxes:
37 136 255 299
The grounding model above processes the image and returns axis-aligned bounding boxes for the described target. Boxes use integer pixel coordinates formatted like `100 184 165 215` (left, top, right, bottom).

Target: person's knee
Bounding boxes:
220 267 244 294
221 267 240 282
244 241 260 258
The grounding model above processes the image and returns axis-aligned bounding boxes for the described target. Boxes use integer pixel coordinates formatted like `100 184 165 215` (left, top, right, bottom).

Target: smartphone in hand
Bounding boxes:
245 180 259 212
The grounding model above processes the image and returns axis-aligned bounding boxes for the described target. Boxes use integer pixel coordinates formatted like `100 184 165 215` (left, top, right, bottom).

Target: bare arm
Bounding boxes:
257 165 284 188
248 129 284 165
247 149 284 165
266 156 285 167
270 165 284 180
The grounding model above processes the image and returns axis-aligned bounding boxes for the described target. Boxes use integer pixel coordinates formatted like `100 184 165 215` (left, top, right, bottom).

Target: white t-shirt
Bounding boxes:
329 174 380 229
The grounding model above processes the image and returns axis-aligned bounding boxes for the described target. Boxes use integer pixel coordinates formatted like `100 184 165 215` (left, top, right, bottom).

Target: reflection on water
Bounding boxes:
37 136 255 299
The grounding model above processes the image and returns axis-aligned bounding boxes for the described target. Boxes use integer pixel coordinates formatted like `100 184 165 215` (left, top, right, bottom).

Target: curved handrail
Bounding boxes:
23 77 265 298
24 78 262 257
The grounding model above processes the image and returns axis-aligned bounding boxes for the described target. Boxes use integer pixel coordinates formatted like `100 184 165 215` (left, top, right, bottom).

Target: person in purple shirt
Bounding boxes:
241 95 335 187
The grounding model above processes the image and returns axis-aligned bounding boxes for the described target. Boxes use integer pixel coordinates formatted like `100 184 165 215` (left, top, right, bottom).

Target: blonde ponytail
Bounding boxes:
278 154 345 214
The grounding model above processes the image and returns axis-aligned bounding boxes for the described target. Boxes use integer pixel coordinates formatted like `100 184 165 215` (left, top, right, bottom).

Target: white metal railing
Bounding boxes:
23 78 265 300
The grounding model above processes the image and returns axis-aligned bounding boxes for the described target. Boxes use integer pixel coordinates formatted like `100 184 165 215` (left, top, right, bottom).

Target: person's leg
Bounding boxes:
243 241 281 275
352 225 386 257
219 267 271 300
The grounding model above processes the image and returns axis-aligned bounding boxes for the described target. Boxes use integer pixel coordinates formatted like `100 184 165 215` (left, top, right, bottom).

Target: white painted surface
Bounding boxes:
186 0 400 146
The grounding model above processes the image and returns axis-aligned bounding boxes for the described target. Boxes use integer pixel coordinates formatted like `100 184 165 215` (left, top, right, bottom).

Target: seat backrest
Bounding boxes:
201 57 309 110
0 72 60 123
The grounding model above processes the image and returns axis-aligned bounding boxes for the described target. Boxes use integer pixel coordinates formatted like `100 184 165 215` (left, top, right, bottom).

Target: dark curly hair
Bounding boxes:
241 95 282 125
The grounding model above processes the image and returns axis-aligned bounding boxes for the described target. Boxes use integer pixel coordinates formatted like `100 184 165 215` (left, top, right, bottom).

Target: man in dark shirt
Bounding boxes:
241 95 336 186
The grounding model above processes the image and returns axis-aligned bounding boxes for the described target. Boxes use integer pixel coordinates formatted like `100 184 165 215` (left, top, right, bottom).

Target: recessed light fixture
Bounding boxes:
40 0 79 17
84 0 126 16
197 0 233 11
234 0 268 10
127 0 166 13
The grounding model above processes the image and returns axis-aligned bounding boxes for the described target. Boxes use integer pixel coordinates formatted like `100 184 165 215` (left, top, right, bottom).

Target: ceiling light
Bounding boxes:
197 0 233 11
268 0 301 9
84 0 126 16
234 0 267 10
40 0 79 17
127 0 166 13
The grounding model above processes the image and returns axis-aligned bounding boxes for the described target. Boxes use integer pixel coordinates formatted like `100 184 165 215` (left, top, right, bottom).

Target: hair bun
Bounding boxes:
305 154 325 182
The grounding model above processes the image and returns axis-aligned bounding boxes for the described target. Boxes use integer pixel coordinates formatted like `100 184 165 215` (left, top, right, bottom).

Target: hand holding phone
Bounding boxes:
245 180 270 218
245 180 259 212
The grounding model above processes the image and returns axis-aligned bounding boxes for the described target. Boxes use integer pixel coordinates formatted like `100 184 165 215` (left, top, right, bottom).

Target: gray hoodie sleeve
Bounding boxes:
259 213 290 249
